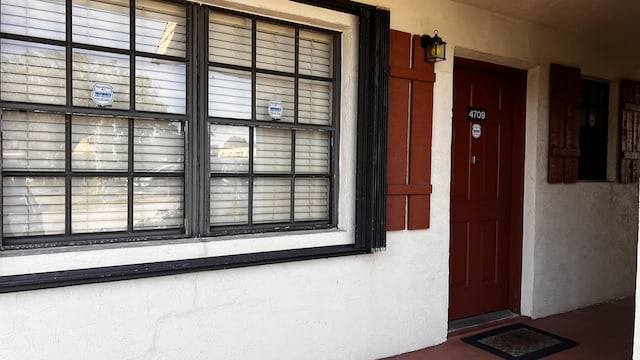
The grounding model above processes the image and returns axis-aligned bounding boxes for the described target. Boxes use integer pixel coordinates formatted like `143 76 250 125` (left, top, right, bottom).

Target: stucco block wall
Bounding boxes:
0 0 638 359
531 183 638 317
0 232 449 360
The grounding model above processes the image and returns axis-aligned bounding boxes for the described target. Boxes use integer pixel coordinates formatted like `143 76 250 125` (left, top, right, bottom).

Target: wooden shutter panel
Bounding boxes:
548 63 582 183
620 79 640 183
387 30 434 230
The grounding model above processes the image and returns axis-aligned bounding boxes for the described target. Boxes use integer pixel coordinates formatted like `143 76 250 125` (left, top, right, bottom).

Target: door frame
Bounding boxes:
451 57 527 316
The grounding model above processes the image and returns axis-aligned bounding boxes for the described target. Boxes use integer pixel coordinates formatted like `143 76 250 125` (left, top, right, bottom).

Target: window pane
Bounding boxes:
1 39 66 105
72 177 127 233
209 67 251 119
295 178 329 221
254 128 291 173
256 74 294 123
210 125 249 173
72 0 130 49
2 111 66 171
210 177 248 225
72 116 128 171
256 22 294 73
253 178 291 224
136 57 186 114
73 49 130 109
3 177 65 237
299 79 332 125
209 12 252 67
253 177 290 223
299 30 333 78
136 0 186 57
295 130 330 173
1 0 66 41
134 119 184 172
134 177 183 230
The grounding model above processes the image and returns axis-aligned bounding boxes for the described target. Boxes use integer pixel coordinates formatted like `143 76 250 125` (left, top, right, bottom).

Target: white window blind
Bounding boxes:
210 125 249 173
299 30 332 78
1 111 186 238
256 22 295 73
72 116 128 171
136 0 187 57
0 0 66 41
135 57 186 114
209 13 252 67
295 178 329 221
208 68 252 119
256 74 295 123
253 177 291 223
2 111 66 171
134 177 183 230
299 79 332 125
72 49 130 109
254 128 291 173
2 112 66 237
295 130 330 173
134 119 184 172
207 10 334 227
72 0 130 50
0 39 67 105
210 178 249 226
0 2 337 246
71 177 128 233
3 176 66 237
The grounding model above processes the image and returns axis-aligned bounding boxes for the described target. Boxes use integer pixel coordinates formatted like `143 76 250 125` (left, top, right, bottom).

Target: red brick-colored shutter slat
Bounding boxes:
620 79 640 183
407 35 434 229
548 63 581 184
386 30 434 231
387 30 411 230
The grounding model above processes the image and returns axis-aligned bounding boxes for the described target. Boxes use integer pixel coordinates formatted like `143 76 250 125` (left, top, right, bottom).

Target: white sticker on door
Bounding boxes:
471 123 482 139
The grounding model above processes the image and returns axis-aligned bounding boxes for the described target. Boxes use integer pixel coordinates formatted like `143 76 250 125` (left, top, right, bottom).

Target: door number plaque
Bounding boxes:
467 107 487 121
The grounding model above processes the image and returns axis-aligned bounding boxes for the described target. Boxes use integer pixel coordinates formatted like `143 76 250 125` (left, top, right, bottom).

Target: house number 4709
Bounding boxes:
467 107 487 121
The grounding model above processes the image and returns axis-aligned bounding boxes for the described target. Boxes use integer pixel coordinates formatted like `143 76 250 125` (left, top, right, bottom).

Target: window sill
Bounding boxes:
0 243 368 293
0 228 354 276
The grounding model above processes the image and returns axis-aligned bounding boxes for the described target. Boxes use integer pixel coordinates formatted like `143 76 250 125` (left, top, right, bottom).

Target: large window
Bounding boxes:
0 0 338 248
0 0 388 292
207 11 337 234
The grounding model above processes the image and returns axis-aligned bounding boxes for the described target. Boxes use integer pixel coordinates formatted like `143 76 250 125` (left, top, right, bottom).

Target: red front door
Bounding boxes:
449 59 525 320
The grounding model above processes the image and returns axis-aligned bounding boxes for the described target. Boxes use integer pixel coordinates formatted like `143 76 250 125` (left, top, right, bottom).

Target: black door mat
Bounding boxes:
461 323 578 359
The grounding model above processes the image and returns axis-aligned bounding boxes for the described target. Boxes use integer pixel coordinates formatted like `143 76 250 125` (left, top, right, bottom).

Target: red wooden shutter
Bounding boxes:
387 30 434 230
548 63 582 183
620 79 640 183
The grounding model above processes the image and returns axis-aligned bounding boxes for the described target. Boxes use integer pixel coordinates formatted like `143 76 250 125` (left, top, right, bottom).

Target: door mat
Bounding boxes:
461 323 578 360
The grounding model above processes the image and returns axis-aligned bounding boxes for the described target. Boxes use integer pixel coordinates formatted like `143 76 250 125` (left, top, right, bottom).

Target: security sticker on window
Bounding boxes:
92 83 114 107
472 123 482 139
268 100 283 120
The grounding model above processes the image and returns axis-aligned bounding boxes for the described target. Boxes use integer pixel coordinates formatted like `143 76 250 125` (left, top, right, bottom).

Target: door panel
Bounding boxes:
449 62 518 320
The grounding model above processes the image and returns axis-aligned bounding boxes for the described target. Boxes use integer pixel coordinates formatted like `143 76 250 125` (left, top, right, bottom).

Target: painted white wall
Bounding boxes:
0 0 638 359
380 0 639 319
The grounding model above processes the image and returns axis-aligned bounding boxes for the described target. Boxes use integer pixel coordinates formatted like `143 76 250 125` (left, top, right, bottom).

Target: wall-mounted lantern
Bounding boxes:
420 30 446 62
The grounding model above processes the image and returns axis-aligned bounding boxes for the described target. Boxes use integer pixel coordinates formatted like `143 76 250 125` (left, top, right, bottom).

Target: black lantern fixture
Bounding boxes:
420 30 446 62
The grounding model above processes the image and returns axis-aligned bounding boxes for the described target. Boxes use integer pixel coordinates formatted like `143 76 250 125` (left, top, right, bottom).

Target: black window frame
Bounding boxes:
202 6 341 237
0 0 388 293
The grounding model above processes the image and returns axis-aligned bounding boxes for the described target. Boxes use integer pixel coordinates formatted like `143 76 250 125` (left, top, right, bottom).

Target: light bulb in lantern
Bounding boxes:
430 45 442 57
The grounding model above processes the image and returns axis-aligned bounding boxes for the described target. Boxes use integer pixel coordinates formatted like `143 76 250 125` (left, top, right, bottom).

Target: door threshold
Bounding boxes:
448 310 520 335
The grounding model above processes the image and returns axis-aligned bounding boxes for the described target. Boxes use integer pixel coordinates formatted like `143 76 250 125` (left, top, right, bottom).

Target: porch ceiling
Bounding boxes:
449 0 638 40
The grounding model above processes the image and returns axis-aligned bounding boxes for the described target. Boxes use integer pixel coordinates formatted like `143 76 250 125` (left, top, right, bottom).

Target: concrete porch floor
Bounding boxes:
386 297 634 359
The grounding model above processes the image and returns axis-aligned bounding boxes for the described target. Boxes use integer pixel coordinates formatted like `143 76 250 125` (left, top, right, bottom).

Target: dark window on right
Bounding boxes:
578 79 609 181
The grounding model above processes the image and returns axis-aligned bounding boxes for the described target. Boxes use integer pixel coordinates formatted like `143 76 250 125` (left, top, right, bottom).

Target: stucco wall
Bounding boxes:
0 0 638 359
382 0 638 320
